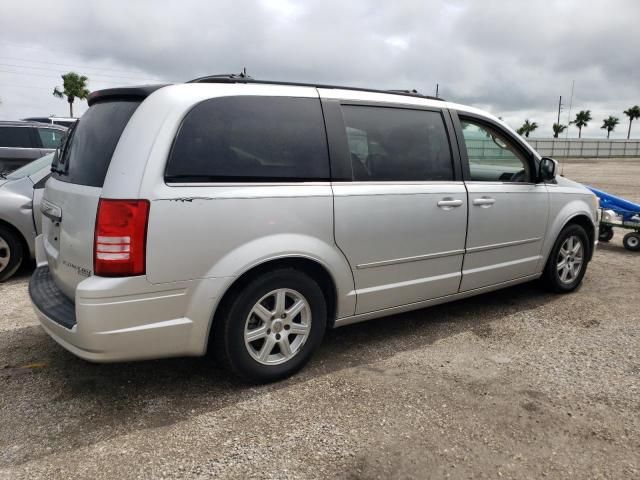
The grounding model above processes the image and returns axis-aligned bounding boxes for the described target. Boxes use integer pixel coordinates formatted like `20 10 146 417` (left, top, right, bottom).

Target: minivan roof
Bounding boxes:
87 76 444 106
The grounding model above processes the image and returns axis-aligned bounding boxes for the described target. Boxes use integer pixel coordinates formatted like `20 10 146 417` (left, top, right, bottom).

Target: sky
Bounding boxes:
1 0 639 139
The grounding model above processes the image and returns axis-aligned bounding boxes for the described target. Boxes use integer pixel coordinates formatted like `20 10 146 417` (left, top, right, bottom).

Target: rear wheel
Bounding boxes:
622 232 640 251
542 224 589 293
0 225 23 282
598 225 614 242
213 269 327 383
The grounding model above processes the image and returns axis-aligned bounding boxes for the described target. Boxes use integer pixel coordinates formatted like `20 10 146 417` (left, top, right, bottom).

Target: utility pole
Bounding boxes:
557 95 563 125
435 83 439 98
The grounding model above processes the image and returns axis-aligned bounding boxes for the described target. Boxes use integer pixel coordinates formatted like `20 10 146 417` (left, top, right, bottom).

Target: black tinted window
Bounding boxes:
166 96 329 182
0 127 33 148
52 100 140 187
341 106 453 181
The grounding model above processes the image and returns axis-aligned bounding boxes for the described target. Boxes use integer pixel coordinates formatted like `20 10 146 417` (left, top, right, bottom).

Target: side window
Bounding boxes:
341 106 453 181
0 127 33 148
37 128 64 149
459 119 532 182
166 96 330 182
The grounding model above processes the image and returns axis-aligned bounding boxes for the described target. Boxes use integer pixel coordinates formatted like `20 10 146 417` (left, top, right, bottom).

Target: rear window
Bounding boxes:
52 100 140 187
0 126 33 148
166 96 330 182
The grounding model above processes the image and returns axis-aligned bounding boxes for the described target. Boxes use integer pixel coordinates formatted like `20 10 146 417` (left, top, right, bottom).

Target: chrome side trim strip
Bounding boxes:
462 255 541 276
465 237 542 254
355 271 460 296
356 249 465 269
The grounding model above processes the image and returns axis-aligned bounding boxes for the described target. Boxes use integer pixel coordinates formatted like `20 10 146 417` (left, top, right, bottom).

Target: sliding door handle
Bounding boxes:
437 198 464 210
472 197 496 207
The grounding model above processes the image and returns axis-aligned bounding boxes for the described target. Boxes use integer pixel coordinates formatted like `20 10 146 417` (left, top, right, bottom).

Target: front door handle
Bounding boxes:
437 198 464 210
472 197 496 207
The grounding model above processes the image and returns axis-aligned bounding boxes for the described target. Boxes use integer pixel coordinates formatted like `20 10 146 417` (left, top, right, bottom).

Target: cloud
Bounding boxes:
0 0 638 138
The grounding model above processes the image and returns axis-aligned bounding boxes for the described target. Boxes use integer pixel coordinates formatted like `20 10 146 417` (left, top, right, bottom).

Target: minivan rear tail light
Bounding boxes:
94 199 150 277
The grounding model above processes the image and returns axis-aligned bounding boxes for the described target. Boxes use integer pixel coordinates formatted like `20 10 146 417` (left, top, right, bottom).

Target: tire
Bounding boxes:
542 224 590 293
0 225 24 282
598 225 614 242
212 268 327 383
622 232 640 251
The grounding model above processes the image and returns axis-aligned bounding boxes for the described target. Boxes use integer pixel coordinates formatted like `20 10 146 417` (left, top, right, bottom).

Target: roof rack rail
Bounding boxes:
387 89 422 96
188 71 252 83
187 75 444 101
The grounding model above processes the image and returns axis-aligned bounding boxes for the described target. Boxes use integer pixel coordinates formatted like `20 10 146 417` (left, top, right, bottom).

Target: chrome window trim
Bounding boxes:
332 180 465 186
165 180 466 187
464 180 539 186
164 181 333 187
0 146 40 150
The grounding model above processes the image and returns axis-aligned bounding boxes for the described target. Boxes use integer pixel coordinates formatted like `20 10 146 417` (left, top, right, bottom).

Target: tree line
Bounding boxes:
518 106 640 140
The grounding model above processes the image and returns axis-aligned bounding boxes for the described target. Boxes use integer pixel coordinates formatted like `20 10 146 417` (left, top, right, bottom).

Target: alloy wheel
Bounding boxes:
244 288 312 365
557 235 584 284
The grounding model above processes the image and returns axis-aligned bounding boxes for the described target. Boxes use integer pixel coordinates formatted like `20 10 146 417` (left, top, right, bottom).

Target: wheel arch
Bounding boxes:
563 214 596 260
205 255 344 354
539 197 597 273
542 210 596 268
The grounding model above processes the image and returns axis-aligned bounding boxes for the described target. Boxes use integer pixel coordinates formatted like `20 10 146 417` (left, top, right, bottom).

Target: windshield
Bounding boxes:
5 154 54 180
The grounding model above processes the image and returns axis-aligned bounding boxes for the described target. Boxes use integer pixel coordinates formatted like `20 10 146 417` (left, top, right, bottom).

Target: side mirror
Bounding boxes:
538 157 557 182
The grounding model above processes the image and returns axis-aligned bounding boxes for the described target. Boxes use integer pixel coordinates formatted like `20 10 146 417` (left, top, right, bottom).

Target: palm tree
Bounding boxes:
52 72 90 117
552 123 567 138
623 105 640 139
517 119 538 138
571 110 592 138
601 116 620 139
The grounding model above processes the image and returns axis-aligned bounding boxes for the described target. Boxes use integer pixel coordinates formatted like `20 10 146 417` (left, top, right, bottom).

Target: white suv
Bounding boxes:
30 76 598 382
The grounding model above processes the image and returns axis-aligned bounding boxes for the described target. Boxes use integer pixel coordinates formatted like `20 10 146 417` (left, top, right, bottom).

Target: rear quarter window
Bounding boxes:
52 100 140 187
165 96 330 182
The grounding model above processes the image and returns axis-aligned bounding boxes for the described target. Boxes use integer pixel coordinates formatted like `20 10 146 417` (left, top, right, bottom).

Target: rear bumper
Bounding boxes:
29 266 77 329
29 264 229 363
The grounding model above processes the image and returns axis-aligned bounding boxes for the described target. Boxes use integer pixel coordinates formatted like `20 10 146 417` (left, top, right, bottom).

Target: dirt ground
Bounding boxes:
1 160 638 479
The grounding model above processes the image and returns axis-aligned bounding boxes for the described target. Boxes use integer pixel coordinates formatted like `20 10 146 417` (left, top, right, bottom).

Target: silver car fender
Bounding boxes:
538 198 597 271
203 232 356 320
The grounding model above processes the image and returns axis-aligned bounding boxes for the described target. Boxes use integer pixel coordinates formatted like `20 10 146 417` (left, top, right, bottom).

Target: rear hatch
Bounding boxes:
41 92 151 299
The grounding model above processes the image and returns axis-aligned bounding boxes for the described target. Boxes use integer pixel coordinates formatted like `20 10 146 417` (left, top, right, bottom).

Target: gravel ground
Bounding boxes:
1 159 639 479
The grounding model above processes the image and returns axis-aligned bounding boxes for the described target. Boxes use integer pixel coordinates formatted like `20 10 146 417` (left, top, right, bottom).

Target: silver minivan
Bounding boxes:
30 77 599 382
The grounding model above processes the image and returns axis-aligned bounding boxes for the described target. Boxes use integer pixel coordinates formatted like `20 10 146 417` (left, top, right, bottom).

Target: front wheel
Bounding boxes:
622 232 640 251
212 269 327 383
542 224 590 293
0 226 24 282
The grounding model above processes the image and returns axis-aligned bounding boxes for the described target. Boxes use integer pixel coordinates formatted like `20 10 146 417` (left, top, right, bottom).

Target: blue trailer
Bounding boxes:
586 186 640 251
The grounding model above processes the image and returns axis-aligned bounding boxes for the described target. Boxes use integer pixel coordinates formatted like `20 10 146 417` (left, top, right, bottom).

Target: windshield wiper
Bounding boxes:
50 164 65 175
0 172 7 179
